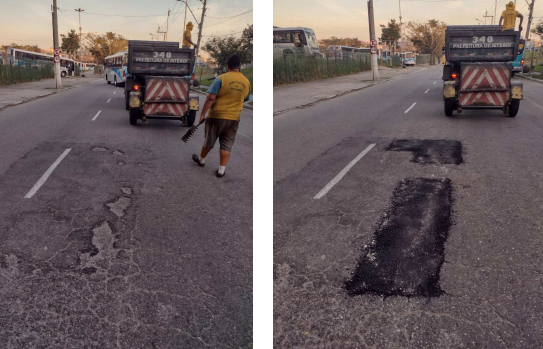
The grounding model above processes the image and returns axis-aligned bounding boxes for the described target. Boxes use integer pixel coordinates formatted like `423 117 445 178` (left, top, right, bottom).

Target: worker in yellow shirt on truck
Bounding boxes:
499 1 524 32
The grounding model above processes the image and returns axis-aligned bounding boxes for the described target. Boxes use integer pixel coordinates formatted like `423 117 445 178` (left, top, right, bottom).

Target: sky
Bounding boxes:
0 0 252 51
273 0 543 42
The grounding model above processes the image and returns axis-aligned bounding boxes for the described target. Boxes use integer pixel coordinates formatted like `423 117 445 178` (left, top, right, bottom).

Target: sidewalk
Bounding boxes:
273 65 428 115
0 74 103 110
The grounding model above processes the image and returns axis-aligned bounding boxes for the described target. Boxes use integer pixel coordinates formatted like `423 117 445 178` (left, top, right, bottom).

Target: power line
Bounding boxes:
206 9 253 19
202 30 246 37
204 11 252 29
58 8 164 17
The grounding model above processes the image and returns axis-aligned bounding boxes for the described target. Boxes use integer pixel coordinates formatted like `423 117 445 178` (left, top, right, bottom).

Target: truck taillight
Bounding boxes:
521 58 524 66
134 85 139 91
451 73 457 79
191 73 195 80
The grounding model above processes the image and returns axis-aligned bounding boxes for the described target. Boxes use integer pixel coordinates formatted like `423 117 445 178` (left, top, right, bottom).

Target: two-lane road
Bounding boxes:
0 79 253 348
274 66 543 349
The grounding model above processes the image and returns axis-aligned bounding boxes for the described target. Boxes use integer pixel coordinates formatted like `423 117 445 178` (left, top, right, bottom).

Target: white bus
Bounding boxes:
400 52 416 66
77 62 96 71
273 27 320 58
104 51 128 86
6 48 75 77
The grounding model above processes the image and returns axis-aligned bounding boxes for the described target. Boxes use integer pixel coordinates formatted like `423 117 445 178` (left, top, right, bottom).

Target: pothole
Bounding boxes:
121 187 132 195
386 139 463 165
113 150 124 156
106 197 131 217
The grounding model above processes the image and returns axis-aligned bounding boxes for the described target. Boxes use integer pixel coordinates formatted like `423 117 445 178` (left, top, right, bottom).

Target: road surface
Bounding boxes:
0 79 253 348
274 66 543 349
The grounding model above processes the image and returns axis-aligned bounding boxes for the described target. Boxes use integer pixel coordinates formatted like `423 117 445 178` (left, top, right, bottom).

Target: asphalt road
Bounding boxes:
0 78 253 348
274 66 543 348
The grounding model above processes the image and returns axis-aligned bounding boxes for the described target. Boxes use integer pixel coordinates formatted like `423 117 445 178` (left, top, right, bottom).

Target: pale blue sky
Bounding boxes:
0 0 252 49
273 0 540 42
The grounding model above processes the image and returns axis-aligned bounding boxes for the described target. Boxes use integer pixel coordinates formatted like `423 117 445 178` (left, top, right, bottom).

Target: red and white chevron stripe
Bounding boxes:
459 65 510 92
144 102 187 116
459 91 510 107
144 78 189 103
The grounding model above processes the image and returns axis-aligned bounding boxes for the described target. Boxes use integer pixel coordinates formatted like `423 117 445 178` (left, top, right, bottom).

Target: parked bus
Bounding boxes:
327 46 373 59
511 38 525 76
273 27 320 57
77 62 96 71
6 48 75 76
400 52 416 66
104 51 128 86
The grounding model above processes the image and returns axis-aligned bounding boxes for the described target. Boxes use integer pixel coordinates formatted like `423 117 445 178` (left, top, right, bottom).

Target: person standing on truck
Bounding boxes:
182 21 198 49
499 1 524 32
192 54 251 178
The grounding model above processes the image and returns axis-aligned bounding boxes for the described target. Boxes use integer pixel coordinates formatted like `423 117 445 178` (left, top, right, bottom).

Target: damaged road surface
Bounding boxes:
0 81 253 348
346 178 453 298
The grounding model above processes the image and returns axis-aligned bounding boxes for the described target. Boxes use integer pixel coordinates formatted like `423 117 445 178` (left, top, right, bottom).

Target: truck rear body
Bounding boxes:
458 62 511 108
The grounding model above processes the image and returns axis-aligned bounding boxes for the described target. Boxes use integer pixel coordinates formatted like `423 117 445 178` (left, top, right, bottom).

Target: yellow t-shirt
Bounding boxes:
502 9 520 30
208 72 251 121
183 29 192 47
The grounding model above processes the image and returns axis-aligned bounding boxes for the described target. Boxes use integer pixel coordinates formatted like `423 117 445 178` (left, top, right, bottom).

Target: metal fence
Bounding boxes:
274 54 372 85
0 62 54 85
416 54 431 65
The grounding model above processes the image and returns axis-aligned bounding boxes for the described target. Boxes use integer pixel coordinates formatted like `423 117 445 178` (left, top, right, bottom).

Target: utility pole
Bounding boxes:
525 0 535 41
483 11 494 25
368 0 379 81
166 9 171 41
183 0 189 33
74 8 84 61
52 0 61 88
195 0 207 57
494 0 497 24
157 26 166 41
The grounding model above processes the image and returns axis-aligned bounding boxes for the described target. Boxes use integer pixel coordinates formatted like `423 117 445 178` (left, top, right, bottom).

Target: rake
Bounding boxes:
181 118 206 143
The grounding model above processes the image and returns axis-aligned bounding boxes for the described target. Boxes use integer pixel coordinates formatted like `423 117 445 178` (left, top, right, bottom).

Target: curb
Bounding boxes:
516 74 543 84
190 87 253 110
273 67 429 116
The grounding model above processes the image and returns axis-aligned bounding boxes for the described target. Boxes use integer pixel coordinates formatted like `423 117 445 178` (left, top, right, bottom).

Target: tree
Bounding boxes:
405 20 447 65
532 20 543 39
380 19 402 43
202 24 253 71
84 32 128 64
61 29 80 58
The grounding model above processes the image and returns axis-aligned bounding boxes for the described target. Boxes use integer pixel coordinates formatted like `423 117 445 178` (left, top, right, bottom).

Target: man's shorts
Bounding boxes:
203 118 240 152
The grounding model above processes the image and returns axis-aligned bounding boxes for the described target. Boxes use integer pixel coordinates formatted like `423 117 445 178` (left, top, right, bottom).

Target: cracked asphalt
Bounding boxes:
0 79 252 348
274 66 543 348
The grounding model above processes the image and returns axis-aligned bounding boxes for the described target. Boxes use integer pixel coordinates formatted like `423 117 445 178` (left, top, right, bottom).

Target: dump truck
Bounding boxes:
124 40 199 126
442 25 523 117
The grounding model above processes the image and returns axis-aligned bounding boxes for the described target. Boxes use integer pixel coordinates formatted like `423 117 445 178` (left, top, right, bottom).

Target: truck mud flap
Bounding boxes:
144 103 187 116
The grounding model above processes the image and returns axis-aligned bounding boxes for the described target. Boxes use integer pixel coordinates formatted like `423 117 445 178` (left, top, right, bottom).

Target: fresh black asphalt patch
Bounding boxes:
385 139 463 165
345 178 453 298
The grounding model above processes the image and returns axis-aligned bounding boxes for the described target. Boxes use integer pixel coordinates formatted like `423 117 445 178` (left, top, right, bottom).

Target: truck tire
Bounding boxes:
508 99 520 117
444 99 455 117
129 109 140 125
187 110 197 127
511 72 516 77
114 77 117 86
125 92 130 110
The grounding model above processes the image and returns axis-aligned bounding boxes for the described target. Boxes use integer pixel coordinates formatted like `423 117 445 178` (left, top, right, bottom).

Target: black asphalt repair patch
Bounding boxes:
345 178 453 298
386 139 463 165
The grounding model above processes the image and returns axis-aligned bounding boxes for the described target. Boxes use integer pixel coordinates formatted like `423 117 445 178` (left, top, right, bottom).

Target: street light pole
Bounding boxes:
75 8 85 60
52 0 61 88
368 0 379 81
195 0 207 57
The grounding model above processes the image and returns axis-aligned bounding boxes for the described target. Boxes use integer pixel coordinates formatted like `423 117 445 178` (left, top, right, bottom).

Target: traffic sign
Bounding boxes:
370 39 377 47
54 56 60 63
54 49 59 56
370 47 377 54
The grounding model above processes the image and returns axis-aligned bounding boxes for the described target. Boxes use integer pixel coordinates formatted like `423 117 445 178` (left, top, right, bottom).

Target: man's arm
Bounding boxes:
199 94 216 123
499 16 504 31
518 13 524 32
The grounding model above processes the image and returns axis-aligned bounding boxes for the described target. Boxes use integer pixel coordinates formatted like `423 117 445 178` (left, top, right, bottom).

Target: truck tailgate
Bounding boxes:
143 76 190 116
459 62 511 107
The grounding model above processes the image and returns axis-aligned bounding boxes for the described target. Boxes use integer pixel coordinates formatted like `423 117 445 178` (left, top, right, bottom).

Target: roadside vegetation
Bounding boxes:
194 66 253 93
0 63 54 86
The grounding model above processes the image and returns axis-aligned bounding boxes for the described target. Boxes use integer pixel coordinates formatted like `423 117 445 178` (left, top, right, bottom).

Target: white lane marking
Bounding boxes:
237 131 253 140
92 110 102 121
113 91 116 94
24 149 72 199
107 98 111 103
424 89 430 94
404 102 417 113
527 99 543 112
314 144 376 200
433 81 437 84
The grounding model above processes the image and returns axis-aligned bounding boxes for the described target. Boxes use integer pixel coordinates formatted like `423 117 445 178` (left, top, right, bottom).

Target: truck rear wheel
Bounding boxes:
444 99 455 117
187 110 197 127
507 99 520 117
129 109 140 125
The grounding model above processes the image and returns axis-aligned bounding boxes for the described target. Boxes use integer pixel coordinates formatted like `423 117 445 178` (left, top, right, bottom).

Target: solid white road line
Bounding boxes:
107 98 111 103
92 110 102 121
404 102 417 113
314 144 376 200
433 81 437 84
424 89 430 94
24 149 72 199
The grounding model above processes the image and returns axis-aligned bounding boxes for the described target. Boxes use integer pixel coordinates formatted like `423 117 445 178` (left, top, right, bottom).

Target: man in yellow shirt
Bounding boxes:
192 54 251 177
182 21 197 49
499 1 524 32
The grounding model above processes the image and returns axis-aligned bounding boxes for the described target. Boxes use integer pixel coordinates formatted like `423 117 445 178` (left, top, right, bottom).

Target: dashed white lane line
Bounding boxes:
107 98 111 103
404 102 417 113
433 81 437 84
113 91 116 94
24 149 72 199
237 131 252 140
314 143 376 200
92 110 102 121
424 89 430 94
